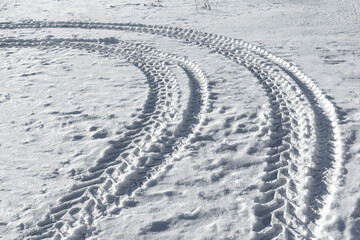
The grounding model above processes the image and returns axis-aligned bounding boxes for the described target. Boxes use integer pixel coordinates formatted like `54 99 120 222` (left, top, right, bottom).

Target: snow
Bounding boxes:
0 0 359 239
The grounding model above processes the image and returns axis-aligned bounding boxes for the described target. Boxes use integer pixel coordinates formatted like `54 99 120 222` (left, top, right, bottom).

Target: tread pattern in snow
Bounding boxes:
0 21 345 239
0 38 209 239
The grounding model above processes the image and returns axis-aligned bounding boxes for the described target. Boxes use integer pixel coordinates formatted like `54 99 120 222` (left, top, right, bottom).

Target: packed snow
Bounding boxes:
0 0 360 239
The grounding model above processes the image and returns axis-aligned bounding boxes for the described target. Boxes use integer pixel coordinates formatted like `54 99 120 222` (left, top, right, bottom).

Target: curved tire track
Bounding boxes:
2 38 182 239
0 38 209 239
0 21 344 239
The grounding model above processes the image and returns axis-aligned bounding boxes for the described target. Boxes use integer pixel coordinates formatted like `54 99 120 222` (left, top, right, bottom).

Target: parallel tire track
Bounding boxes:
0 38 209 239
2 39 182 239
0 21 344 239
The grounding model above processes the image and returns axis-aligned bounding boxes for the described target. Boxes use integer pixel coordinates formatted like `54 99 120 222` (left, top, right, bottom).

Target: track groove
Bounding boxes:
0 21 344 239
0 37 209 239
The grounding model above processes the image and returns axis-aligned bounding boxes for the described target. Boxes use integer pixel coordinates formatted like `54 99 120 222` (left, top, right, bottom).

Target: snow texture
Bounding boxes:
0 0 360 239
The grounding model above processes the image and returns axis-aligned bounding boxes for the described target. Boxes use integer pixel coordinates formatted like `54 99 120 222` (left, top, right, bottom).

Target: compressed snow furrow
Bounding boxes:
119 23 342 239
0 21 344 239
103 22 317 238
94 41 210 199
0 38 181 239
0 35 209 239
115 23 318 239
87 52 210 239
199 33 342 238
101 45 210 218
49 47 180 239
110 23 331 239
238 41 344 238
230 54 315 239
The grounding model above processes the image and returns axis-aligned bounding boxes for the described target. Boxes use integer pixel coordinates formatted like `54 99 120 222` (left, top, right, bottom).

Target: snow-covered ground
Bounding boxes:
0 0 359 239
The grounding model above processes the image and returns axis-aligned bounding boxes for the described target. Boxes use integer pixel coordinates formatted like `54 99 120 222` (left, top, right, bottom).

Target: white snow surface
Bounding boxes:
0 0 359 239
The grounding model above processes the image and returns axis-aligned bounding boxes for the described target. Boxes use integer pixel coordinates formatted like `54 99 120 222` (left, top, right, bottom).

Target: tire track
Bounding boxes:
127 24 344 239
2 38 181 239
237 41 345 239
0 21 344 239
0 38 209 239
224 46 317 239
